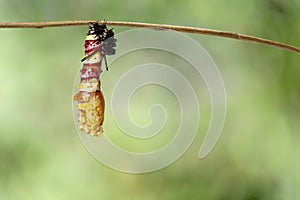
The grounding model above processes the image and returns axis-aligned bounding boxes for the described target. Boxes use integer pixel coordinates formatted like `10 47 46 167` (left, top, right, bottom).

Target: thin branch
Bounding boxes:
0 20 299 54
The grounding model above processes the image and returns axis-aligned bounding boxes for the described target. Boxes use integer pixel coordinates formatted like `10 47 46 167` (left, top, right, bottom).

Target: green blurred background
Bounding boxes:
0 0 300 199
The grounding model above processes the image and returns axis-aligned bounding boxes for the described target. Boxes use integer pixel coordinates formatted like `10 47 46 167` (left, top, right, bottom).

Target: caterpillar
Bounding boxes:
73 22 117 136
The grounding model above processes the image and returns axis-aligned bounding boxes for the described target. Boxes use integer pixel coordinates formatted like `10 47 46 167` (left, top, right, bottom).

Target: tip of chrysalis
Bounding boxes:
79 126 104 137
91 127 104 137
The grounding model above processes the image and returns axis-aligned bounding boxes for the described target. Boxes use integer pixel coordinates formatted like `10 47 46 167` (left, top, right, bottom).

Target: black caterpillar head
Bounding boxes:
88 21 117 56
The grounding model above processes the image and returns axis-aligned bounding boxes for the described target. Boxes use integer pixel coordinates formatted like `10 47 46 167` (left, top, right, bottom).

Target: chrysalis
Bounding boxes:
73 22 117 136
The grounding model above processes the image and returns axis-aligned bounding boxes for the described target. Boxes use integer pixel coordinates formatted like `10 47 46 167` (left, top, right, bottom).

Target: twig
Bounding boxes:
0 20 299 54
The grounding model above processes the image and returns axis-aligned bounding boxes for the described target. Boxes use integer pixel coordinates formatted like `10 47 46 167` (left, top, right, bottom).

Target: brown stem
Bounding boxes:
0 20 299 54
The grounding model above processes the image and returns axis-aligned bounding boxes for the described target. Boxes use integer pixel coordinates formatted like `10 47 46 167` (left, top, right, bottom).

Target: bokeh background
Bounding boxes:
0 0 300 199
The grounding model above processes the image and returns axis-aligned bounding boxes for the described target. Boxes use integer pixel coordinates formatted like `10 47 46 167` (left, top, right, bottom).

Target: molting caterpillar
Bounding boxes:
73 22 117 136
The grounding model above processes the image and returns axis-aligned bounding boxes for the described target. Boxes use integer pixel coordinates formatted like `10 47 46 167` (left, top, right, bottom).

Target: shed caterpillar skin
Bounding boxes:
73 22 116 136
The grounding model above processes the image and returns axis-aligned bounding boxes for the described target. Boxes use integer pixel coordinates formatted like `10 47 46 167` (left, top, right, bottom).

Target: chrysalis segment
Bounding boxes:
74 90 105 136
73 22 116 137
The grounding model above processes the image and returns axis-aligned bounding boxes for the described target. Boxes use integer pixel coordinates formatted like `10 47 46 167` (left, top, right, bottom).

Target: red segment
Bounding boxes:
80 63 102 79
84 40 101 54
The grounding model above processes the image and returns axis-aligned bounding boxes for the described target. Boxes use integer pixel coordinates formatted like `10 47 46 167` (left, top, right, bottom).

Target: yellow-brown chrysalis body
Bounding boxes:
73 22 116 136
